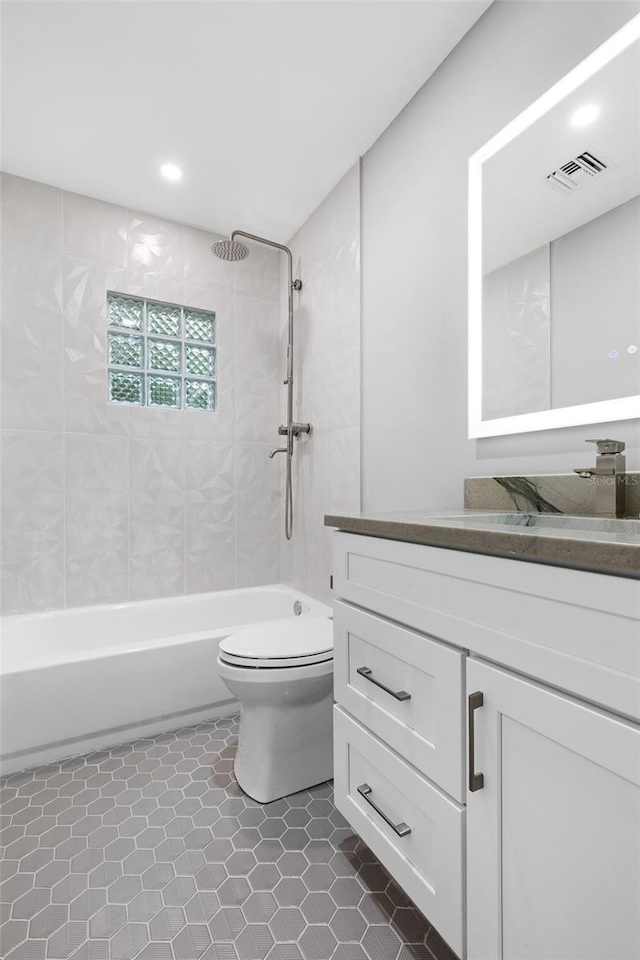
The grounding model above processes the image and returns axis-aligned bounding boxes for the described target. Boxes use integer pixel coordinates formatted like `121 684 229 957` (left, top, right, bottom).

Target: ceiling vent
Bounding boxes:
546 151 610 194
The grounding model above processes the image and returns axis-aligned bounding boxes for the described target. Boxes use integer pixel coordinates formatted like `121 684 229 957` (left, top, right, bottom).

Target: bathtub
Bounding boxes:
0 585 331 776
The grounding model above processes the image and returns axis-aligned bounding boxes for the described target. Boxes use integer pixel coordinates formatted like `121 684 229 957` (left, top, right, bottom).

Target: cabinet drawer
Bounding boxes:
334 600 465 801
333 532 640 721
334 706 465 959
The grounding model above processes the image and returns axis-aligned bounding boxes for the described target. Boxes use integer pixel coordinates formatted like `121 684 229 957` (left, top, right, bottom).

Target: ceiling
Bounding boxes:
1 1 490 240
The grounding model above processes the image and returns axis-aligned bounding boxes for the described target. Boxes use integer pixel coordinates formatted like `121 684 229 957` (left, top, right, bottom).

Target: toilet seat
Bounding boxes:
219 617 333 669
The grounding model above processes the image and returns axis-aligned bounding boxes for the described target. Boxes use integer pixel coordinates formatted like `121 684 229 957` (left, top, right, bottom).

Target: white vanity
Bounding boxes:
328 524 640 960
329 14 640 957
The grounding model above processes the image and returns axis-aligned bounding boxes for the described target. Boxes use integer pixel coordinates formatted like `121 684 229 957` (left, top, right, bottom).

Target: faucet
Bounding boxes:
573 439 626 518
269 422 312 459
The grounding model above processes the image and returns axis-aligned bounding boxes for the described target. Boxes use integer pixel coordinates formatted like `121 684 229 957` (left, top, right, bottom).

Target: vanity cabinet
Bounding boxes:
466 658 640 960
331 531 640 960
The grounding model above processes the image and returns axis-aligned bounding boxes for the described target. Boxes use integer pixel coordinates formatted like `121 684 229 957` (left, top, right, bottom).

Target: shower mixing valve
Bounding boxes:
278 423 312 437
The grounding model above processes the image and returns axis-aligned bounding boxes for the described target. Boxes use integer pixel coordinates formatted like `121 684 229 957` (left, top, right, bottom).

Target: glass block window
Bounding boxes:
107 292 217 411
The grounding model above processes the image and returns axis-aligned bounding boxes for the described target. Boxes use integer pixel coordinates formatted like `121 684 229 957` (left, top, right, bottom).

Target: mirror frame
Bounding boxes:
468 13 640 439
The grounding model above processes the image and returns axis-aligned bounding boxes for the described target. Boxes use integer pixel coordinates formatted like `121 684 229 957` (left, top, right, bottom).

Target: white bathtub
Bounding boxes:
0 585 331 776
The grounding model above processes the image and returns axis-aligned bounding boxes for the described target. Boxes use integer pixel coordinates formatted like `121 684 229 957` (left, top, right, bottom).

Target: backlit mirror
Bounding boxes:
468 15 640 438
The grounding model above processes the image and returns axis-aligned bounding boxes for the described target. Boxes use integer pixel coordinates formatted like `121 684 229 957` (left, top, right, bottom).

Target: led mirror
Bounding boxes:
468 15 640 438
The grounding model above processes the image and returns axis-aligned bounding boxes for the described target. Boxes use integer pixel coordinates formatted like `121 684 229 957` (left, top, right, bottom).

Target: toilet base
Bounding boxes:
217 657 334 804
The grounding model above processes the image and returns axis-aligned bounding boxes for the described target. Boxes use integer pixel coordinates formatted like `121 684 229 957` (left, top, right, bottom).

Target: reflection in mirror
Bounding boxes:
469 15 640 438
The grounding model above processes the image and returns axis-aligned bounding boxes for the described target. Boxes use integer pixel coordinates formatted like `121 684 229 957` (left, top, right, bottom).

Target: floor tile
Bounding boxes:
1 716 458 960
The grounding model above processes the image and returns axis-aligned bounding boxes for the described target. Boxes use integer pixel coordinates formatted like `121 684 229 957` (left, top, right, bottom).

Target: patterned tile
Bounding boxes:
1 173 62 254
64 434 129 607
235 443 281 589
0 430 65 614
127 215 183 282
63 192 127 267
234 295 281 443
1 244 64 434
62 257 130 438
0 717 457 960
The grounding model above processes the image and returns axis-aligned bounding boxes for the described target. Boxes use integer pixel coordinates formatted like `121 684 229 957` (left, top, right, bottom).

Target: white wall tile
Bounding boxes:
184 440 234 507
184 440 235 591
184 441 235 588
127 214 184 281
183 282 235 439
2 179 285 612
1 431 65 613
235 442 281 588
125 271 183 307
1 244 64 432
234 243 281 303
290 163 360 275
129 438 185 507
63 192 128 266
234 295 281 442
185 504 235 594
281 164 361 603
1 173 62 253
64 434 129 607
129 505 185 601
62 257 130 436
183 227 234 291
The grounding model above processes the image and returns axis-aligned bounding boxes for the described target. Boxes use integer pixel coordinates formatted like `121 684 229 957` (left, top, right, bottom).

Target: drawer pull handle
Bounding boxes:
357 783 411 838
468 691 484 792
356 667 411 702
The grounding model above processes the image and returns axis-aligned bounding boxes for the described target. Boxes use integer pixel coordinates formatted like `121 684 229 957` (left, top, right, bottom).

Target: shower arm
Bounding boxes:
230 230 311 457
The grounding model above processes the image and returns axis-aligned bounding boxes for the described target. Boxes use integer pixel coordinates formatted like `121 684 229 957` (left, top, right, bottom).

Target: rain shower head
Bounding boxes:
211 238 250 262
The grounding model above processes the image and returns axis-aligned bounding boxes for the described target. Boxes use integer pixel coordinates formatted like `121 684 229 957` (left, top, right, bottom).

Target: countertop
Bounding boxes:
324 509 640 579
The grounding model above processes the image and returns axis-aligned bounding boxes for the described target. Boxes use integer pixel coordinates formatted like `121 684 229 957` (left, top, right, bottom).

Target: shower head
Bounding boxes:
211 238 250 262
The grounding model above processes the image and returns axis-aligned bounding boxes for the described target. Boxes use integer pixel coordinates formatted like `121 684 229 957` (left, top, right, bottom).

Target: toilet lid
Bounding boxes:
219 617 334 668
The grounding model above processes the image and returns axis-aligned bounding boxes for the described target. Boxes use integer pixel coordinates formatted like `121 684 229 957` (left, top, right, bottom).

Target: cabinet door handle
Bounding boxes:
356 667 411 702
468 691 484 792
357 783 411 837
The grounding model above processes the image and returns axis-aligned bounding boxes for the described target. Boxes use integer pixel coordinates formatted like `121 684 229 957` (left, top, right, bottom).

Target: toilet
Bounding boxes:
217 617 334 803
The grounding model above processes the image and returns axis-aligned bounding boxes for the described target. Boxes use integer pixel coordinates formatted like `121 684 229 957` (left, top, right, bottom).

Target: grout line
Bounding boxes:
61 190 67 610
183 433 187 598
126 430 131 604
233 263 238 591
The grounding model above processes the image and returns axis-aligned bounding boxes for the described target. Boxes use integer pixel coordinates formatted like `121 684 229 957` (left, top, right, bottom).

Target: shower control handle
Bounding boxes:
278 423 312 437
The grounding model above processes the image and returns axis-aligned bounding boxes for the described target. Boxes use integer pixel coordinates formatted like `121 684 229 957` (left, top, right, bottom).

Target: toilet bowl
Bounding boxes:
217 617 334 803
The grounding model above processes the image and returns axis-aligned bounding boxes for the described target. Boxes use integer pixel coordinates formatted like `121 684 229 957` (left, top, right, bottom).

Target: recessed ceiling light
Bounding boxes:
160 163 183 181
571 104 600 128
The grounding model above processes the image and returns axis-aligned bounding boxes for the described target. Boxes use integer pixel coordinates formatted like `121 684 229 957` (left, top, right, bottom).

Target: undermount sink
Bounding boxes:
458 513 640 536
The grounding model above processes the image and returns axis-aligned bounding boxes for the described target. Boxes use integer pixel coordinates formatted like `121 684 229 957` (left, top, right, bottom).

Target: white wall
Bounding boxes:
362 0 640 512
281 164 361 604
1 174 282 613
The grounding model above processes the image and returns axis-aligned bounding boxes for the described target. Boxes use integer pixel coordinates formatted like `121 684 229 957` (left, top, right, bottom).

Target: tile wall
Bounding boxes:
1 174 283 614
281 164 361 605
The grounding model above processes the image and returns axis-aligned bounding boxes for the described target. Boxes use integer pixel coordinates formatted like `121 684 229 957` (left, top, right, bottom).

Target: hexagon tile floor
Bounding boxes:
0 714 459 960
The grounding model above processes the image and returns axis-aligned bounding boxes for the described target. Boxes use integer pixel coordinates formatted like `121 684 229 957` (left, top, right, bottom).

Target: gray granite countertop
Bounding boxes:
324 509 640 579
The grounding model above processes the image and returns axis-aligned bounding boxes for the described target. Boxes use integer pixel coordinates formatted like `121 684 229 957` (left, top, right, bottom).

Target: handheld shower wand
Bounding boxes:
212 230 311 540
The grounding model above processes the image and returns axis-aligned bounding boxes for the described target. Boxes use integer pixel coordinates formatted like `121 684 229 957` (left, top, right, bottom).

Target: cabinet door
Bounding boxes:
467 658 640 960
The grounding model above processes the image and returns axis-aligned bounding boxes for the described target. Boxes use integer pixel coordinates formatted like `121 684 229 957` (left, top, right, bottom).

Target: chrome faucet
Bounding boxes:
269 423 311 459
573 439 626 518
